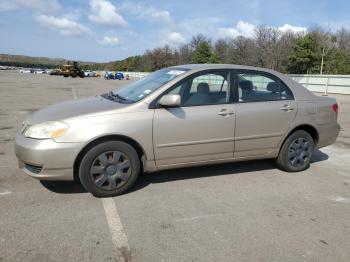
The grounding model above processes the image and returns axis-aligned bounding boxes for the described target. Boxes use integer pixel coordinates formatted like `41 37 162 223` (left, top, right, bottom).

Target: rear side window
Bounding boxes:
237 73 293 102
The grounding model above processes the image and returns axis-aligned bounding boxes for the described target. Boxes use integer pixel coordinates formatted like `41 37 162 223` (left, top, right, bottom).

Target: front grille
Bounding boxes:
25 163 43 174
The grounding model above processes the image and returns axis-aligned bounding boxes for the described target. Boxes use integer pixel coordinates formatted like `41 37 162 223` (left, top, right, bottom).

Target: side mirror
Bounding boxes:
158 94 181 107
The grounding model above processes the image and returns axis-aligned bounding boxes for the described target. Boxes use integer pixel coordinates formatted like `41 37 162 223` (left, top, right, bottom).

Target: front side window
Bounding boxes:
168 71 230 106
237 73 293 102
107 68 189 103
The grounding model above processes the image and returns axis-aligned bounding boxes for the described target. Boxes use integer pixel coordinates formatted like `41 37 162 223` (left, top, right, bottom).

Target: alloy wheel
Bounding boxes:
90 151 131 191
288 137 312 167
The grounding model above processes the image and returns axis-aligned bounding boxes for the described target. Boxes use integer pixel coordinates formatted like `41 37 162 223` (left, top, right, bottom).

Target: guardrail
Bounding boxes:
288 74 350 95
120 71 350 95
97 71 149 78
123 72 149 78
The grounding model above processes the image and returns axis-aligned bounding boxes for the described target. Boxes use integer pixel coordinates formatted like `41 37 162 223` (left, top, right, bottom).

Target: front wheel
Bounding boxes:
79 141 141 197
276 130 315 172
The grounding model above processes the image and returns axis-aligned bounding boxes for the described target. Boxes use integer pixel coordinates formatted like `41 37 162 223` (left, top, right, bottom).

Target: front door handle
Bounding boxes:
218 109 235 116
280 105 294 112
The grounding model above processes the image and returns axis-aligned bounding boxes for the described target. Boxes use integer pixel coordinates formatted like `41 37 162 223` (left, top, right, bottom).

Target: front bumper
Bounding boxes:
15 133 84 181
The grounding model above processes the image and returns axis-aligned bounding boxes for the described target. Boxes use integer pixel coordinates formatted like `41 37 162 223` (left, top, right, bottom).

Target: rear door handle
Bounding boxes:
218 109 235 116
280 105 294 112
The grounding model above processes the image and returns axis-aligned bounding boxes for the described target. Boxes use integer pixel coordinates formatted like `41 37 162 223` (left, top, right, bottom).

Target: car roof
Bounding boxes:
171 64 276 73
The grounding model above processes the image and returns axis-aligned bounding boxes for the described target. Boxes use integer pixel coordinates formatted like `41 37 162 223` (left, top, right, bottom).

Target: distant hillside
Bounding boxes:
0 54 100 69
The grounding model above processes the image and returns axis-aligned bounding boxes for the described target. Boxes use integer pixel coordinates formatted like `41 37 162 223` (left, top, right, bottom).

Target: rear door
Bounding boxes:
233 70 297 158
153 70 236 167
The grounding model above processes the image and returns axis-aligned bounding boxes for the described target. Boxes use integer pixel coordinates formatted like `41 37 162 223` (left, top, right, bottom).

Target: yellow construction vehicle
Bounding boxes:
61 61 85 78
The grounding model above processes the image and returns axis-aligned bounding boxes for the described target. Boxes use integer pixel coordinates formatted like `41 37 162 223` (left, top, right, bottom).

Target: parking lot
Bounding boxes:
0 70 350 262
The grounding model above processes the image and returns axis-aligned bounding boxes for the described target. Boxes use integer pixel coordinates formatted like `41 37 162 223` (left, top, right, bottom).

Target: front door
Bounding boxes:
153 70 236 168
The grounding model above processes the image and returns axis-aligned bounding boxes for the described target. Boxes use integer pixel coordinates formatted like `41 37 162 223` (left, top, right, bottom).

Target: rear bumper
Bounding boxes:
15 133 84 181
317 122 341 148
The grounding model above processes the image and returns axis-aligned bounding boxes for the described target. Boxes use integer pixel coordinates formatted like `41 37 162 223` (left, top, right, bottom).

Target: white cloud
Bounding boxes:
151 10 171 23
0 0 61 12
218 21 256 39
168 32 186 45
36 14 91 36
89 0 127 27
217 27 241 39
236 21 256 38
98 36 119 46
119 2 172 23
217 21 307 39
278 24 307 33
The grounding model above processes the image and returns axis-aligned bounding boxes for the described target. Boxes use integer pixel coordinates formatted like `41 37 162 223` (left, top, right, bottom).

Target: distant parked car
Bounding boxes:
115 72 124 80
19 69 31 74
104 72 115 80
15 64 340 197
84 70 96 77
31 69 45 74
49 69 62 76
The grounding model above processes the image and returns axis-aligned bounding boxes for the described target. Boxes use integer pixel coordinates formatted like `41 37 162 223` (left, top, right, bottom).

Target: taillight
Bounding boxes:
332 103 339 113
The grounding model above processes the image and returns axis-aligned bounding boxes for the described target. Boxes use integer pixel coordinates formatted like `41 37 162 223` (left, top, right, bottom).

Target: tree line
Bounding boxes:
107 26 350 75
0 61 59 69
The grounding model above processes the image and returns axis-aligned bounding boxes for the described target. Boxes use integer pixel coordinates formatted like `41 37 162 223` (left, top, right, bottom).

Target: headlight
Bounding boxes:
24 121 69 139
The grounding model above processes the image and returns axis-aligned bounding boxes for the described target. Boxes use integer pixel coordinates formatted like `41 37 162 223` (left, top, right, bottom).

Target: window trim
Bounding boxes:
233 69 294 103
149 69 234 109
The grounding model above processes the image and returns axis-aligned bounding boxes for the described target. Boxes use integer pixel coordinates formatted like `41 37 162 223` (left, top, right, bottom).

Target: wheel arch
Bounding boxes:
279 124 319 153
73 134 146 182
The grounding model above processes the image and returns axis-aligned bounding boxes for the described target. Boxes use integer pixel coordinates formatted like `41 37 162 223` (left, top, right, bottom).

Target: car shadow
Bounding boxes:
131 149 330 193
40 180 87 194
129 159 277 193
40 149 329 195
311 149 329 163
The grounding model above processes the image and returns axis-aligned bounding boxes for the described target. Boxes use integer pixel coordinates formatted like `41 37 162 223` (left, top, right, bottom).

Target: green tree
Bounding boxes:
325 49 350 74
190 42 220 64
288 34 319 74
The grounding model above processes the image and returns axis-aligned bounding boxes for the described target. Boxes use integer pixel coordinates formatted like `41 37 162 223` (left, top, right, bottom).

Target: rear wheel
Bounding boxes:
79 141 141 197
276 130 315 172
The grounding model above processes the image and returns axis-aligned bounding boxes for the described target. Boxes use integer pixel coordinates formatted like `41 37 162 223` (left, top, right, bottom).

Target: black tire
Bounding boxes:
79 141 141 197
72 71 77 78
276 130 315 172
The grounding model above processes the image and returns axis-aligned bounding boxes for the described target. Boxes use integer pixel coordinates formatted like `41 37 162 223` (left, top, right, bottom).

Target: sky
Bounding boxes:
1 0 350 62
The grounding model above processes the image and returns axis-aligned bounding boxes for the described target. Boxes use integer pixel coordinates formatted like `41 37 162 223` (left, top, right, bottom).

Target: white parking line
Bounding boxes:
71 86 77 99
101 198 131 261
70 83 130 261
70 78 77 100
0 191 11 196
175 213 222 222
331 196 350 203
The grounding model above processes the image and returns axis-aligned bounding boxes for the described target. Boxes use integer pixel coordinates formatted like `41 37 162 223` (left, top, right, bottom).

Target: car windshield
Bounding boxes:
110 68 189 103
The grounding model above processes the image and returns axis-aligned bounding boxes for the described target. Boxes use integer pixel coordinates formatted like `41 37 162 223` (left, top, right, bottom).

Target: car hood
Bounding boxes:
25 96 128 125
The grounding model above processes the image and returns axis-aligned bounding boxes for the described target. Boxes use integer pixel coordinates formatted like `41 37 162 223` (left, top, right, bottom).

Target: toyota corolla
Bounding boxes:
15 64 340 197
